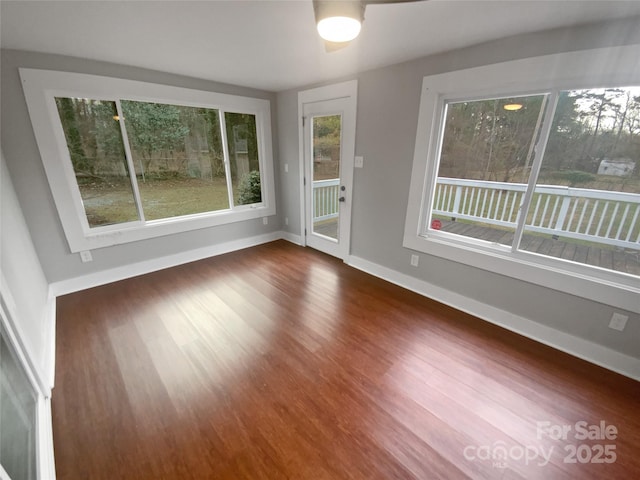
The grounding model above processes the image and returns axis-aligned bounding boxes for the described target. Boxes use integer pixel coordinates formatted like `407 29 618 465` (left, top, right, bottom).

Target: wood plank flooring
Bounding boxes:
53 240 640 479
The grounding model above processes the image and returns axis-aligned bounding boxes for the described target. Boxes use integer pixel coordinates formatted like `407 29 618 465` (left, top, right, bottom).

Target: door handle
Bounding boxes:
339 196 345 202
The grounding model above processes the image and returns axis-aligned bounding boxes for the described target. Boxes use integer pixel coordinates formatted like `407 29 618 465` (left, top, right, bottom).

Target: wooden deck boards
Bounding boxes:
438 219 640 275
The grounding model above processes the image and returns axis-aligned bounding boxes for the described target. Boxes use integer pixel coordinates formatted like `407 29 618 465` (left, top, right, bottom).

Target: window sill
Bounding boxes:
73 204 275 252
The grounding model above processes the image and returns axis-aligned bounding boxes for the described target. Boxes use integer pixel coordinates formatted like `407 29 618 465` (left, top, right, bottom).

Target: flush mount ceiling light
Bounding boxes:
313 0 424 50
503 103 524 111
314 1 365 43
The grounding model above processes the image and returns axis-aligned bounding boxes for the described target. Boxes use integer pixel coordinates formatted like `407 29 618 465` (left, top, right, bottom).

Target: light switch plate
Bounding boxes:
354 156 364 168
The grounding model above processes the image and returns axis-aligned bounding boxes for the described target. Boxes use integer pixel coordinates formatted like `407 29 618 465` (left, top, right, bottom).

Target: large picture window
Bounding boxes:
404 46 640 311
20 69 275 252
431 88 640 276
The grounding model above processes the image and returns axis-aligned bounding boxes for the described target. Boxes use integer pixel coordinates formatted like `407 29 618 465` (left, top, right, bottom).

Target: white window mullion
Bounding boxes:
115 99 146 223
511 91 559 252
219 110 235 210
422 101 449 232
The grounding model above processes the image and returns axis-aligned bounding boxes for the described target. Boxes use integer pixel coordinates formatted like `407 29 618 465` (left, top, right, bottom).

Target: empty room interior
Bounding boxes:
1 1 640 479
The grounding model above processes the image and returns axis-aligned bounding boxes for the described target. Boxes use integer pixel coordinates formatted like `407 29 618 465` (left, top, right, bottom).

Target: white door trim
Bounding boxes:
297 80 358 258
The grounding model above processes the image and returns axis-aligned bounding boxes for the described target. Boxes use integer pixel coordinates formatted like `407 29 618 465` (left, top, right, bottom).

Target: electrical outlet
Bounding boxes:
410 254 419 267
80 250 93 263
284 217 289 226
284 163 289 173
609 312 628 331
263 217 268 225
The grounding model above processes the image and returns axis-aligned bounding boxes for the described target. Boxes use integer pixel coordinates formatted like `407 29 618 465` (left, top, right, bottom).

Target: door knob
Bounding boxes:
339 196 345 202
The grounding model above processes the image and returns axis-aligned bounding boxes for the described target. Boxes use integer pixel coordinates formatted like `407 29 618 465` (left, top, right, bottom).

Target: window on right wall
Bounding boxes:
432 87 640 276
403 46 640 311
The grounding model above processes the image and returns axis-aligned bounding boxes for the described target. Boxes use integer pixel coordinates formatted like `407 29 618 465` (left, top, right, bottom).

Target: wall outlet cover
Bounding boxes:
609 312 628 331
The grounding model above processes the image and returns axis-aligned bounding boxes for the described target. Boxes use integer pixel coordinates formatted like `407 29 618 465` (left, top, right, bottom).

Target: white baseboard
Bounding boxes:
50 231 284 296
346 255 640 382
280 231 303 245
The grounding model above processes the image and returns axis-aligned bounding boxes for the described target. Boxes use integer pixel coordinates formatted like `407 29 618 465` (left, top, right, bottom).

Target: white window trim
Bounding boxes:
20 68 276 253
403 45 640 313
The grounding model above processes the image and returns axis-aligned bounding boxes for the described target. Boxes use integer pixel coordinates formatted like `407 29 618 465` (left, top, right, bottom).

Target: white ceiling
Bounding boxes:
2 0 640 92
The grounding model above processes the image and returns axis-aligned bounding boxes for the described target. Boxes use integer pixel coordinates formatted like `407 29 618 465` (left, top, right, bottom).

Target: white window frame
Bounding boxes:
403 45 640 313
20 68 276 253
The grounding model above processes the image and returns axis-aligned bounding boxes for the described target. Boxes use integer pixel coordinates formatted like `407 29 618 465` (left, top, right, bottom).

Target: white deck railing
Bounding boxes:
434 177 640 249
313 178 340 221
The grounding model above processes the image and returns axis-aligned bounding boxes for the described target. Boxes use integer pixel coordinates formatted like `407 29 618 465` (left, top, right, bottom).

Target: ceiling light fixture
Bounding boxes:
314 1 365 43
503 103 523 111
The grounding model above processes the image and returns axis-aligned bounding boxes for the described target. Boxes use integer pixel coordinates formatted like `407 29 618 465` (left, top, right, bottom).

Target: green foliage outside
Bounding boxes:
237 170 262 205
313 115 341 180
440 88 640 192
55 97 263 226
548 170 596 186
56 98 90 173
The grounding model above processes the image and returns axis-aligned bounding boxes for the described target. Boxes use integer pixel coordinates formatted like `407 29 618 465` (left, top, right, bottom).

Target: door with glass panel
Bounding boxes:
303 97 355 259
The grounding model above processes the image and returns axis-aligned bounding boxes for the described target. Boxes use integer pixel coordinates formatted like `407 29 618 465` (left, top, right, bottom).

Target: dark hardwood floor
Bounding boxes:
53 240 640 479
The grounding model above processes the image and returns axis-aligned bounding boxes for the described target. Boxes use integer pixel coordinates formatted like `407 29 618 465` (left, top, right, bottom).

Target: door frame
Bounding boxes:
297 80 358 260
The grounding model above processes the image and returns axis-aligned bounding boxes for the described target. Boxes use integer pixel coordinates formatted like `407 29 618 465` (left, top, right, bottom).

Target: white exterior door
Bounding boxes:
299 81 357 260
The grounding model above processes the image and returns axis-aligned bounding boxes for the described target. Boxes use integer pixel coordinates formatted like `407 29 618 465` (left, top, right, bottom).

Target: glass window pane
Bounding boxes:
225 112 262 205
1 331 38 480
312 114 341 240
55 98 139 227
431 95 548 245
121 101 229 220
522 87 640 275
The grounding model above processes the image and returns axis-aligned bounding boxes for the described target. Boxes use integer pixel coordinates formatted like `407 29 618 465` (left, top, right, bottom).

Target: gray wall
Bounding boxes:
277 17 640 359
1 150 52 389
1 49 282 284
